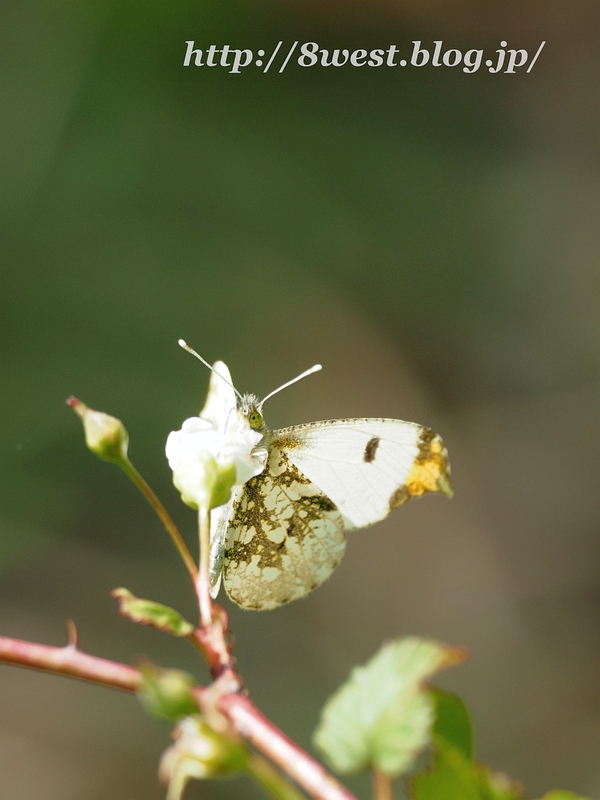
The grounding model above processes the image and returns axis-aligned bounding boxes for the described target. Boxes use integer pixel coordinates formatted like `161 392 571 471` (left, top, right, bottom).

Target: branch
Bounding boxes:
119 457 198 585
371 770 393 800
0 634 358 800
0 634 140 691
66 397 198 587
219 693 357 800
197 505 213 627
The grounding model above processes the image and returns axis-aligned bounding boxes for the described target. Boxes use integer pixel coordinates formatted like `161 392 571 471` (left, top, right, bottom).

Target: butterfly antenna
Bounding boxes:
259 364 322 408
178 339 243 400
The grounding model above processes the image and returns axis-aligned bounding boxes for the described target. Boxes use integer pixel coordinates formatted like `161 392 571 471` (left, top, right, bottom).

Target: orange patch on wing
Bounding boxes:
406 434 453 499
389 432 452 511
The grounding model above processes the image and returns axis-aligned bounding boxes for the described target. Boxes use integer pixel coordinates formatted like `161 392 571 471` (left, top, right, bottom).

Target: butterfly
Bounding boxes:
184 344 453 611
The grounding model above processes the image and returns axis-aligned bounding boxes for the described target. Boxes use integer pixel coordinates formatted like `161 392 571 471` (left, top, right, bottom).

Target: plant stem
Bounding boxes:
197 505 213 627
0 634 140 691
220 693 358 800
371 770 393 800
0 634 358 800
120 458 198 583
193 506 236 680
247 753 308 800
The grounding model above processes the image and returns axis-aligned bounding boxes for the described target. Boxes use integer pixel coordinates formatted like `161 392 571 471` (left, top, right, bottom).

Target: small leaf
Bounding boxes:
537 793 592 800
112 588 194 636
430 689 474 760
482 766 524 800
313 637 466 778
411 737 522 800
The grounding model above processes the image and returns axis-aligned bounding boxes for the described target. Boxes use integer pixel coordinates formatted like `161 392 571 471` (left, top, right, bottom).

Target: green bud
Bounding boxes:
67 396 129 465
159 715 249 800
138 665 198 721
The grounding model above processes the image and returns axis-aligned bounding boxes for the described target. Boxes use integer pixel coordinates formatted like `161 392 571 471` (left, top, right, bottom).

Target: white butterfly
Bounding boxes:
191 350 452 611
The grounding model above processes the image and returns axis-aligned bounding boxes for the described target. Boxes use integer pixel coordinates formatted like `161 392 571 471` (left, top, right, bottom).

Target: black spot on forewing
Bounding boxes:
363 436 380 463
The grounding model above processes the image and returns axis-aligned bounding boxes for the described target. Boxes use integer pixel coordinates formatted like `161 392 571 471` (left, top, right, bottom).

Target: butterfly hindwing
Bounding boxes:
272 419 452 530
222 444 346 610
209 494 236 598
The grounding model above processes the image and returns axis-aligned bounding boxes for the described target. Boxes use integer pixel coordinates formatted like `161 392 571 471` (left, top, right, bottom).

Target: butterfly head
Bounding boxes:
239 393 268 435
236 365 324 436
177 340 321 438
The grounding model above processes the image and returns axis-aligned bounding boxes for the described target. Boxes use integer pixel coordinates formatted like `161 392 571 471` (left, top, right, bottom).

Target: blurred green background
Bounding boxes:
2 1 600 798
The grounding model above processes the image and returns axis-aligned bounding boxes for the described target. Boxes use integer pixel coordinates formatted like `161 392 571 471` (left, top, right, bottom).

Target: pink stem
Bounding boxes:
0 634 358 800
0 635 140 691
219 693 357 800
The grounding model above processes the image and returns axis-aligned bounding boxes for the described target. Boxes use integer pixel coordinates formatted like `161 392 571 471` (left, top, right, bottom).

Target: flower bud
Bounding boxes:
138 665 198 721
67 397 129 465
159 715 248 800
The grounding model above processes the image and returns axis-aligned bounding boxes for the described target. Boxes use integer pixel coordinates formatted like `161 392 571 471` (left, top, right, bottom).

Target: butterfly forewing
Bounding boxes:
222 445 346 610
272 419 452 530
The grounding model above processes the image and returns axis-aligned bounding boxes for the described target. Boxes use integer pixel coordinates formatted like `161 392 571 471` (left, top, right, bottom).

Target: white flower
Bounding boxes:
166 416 264 509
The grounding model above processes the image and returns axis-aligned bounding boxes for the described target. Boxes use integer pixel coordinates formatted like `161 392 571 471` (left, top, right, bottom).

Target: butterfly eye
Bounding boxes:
248 408 263 430
248 409 263 430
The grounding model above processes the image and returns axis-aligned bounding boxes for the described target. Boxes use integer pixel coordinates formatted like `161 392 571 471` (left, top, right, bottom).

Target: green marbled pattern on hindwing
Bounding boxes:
222 446 347 609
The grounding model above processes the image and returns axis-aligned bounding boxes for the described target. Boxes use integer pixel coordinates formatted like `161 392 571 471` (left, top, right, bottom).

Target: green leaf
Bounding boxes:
411 737 482 800
111 588 194 636
481 765 524 800
411 737 523 800
313 637 466 778
536 793 592 800
430 688 474 760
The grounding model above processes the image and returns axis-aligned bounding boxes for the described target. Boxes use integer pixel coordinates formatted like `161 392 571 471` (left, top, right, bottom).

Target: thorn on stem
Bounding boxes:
66 619 79 648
